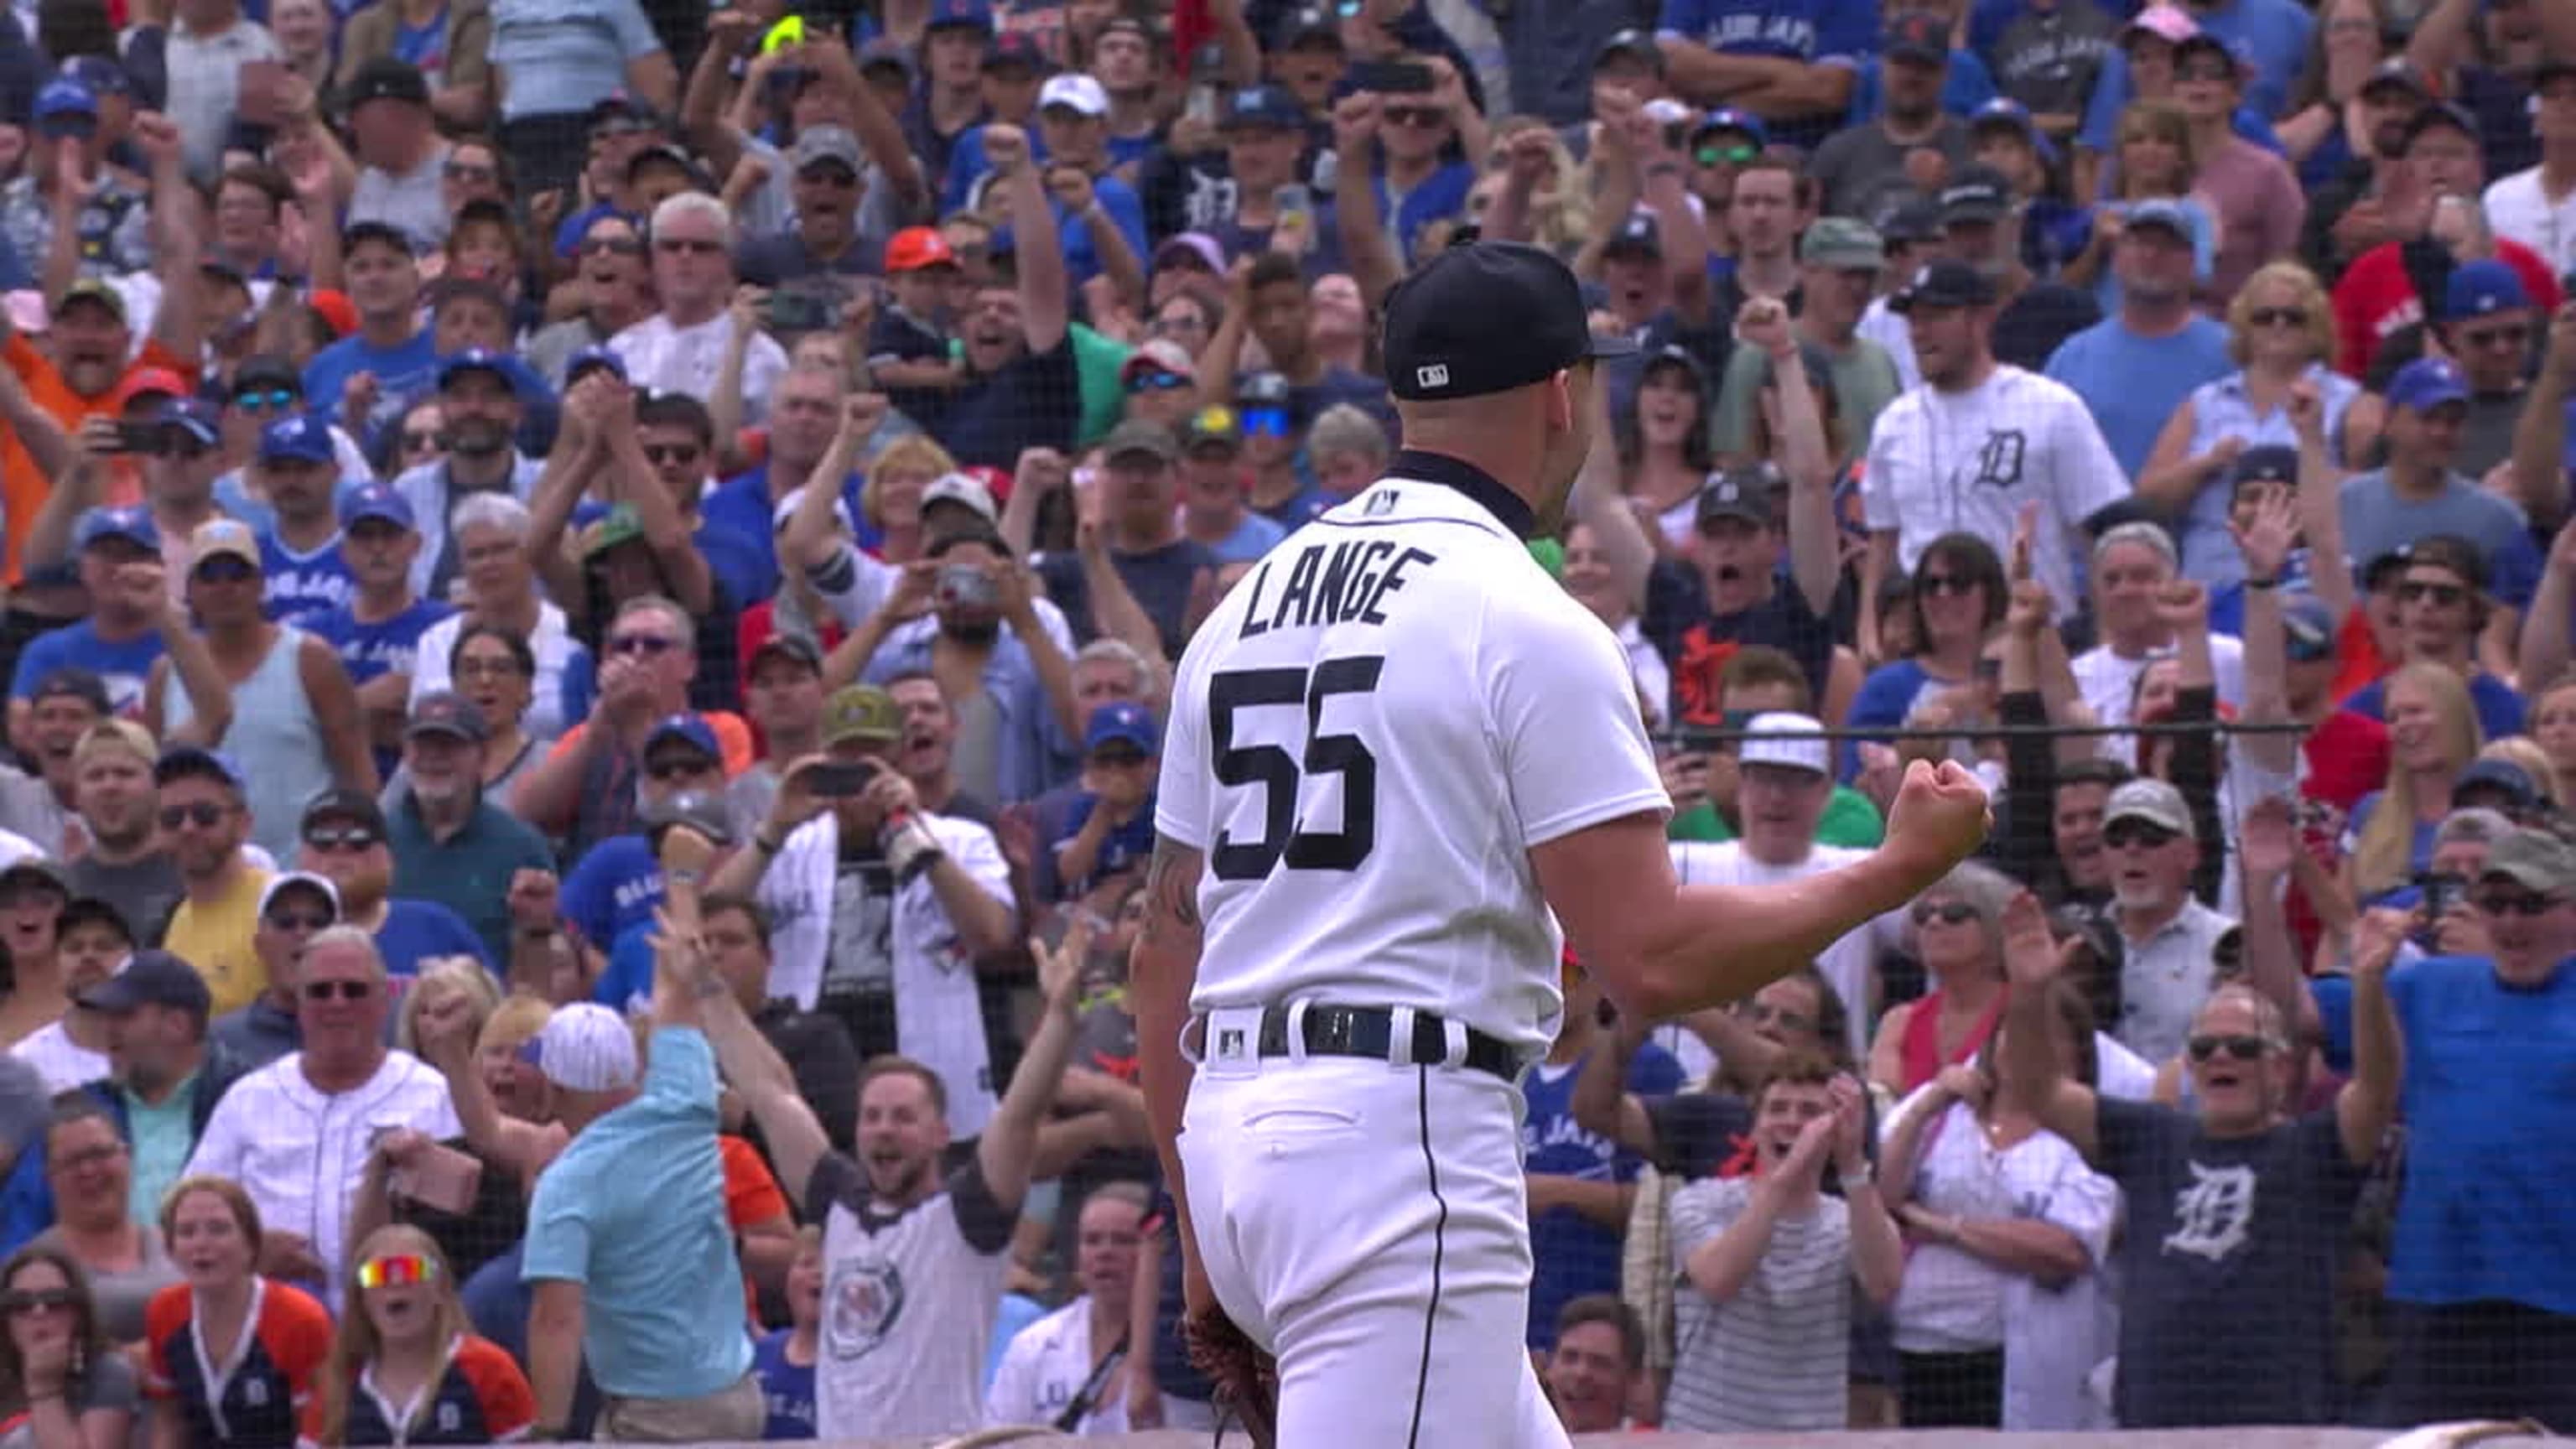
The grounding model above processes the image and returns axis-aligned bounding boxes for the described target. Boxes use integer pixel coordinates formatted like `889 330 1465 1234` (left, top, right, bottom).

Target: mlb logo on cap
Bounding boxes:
1416 363 1450 390
2442 257 2530 320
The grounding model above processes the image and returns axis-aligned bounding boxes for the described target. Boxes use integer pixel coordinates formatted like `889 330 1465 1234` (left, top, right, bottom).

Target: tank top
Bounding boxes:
162 626 332 865
1898 989 2007 1094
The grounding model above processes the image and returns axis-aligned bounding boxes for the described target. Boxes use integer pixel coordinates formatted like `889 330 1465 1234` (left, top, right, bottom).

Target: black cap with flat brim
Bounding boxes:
1381 241 1638 402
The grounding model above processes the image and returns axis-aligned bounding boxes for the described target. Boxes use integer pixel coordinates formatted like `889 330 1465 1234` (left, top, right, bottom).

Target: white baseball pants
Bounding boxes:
1178 1012 1571 1449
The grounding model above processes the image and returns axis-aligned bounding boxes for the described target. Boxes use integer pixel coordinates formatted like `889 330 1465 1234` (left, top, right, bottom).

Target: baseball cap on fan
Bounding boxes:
1381 242 1638 402
534 1002 640 1093
1737 713 1830 775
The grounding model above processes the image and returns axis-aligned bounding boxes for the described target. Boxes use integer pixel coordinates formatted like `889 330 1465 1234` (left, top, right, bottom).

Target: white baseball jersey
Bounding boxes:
1155 461 1670 1058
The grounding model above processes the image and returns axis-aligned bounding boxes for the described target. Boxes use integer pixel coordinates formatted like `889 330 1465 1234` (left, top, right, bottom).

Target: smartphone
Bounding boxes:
768 288 832 334
937 562 1000 610
807 759 879 798
111 420 167 456
1274 182 1311 224
1352 59 1434 93
2419 872 2463 922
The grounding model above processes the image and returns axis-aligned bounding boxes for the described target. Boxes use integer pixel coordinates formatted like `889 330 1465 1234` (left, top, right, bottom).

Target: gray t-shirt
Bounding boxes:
0 1339 135 1447
1989 3 2118 122
29 1226 180 1344
1807 117 1977 224
1663 1176 1852 1432
163 18 282 181
351 143 454 250
2335 468 2541 605
64 854 183 946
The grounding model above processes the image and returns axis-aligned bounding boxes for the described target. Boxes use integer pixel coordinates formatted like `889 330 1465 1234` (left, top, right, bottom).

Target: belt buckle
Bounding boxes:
1201 1005 1265 1078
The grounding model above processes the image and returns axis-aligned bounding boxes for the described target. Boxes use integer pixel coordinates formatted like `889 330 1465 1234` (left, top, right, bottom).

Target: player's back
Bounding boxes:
1156 469 1668 1059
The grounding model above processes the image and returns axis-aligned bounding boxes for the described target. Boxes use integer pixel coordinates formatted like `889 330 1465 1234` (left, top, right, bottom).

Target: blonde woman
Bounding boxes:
2065 100 2217 298
2528 674 2576 804
2136 259 2384 589
1475 117 1594 259
304 1228 532 1447
392 961 501 1062
858 435 961 565
2342 662 2482 909
2473 737 2559 813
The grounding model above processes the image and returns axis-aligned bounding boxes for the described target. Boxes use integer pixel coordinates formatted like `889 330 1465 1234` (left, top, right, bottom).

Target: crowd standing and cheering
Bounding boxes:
0 0 2557 1437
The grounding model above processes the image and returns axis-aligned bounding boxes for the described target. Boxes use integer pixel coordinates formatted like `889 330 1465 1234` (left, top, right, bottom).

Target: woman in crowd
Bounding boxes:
2527 673 2576 806
306 1228 533 1447
1880 980 2118 1430
392 960 501 1062
476 995 555 1124
2343 662 2483 908
1849 537 2008 776
1622 347 1719 549
1869 863 2017 1098
1562 522 1670 735
859 435 960 568
1306 404 1390 507
0 1244 135 1449
2065 100 2217 300
143 1178 331 1449
409 499 597 744
383 625 548 811
29 1104 179 1346
2136 262 2378 579
749 1227 821 1441
374 398 449 485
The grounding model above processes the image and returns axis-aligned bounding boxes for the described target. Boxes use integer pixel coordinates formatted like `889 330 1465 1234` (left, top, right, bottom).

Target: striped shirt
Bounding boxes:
1663 1176 1852 1432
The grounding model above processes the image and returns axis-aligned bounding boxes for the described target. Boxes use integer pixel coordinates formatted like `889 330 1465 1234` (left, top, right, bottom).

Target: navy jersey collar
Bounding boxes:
1388 449 1536 539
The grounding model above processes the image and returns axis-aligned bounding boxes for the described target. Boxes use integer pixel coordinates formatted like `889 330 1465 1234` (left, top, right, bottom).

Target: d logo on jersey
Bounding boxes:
825 1259 906 1360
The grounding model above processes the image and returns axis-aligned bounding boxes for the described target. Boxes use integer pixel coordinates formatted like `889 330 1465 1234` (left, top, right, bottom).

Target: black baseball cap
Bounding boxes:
343 56 429 110
1382 242 1638 402
2405 101 2480 148
1594 29 1662 71
29 667 110 714
1938 165 2012 225
1696 465 1782 530
1889 259 1999 312
78 949 210 1019
303 787 390 839
2230 444 2298 490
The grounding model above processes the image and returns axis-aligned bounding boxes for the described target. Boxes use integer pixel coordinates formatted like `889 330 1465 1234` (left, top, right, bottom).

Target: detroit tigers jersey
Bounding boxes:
1155 454 1670 1058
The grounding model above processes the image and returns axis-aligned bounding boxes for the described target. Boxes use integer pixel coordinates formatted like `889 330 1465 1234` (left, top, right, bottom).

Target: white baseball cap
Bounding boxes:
1737 712 1831 776
536 1003 639 1093
920 471 1000 524
1038 73 1108 117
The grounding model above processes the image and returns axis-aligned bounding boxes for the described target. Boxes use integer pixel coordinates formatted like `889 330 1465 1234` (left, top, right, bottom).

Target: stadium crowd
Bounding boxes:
0 0 2558 1437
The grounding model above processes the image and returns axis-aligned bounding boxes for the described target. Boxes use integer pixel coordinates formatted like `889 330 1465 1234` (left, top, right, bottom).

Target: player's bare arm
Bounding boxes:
1131 833 1208 1296
1533 758 1991 1022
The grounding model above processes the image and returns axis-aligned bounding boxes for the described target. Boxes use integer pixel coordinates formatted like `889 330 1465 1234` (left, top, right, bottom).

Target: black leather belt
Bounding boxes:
1218 1005 1518 1081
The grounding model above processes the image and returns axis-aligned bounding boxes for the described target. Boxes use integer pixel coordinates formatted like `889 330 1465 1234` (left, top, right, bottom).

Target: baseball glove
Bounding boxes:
1184 1306 1279 1447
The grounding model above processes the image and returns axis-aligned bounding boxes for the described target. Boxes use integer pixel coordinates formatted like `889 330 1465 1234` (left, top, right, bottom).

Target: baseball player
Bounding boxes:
1131 240 1992 1448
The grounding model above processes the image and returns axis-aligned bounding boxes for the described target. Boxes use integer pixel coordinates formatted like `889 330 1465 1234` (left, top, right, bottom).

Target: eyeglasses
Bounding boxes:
610 633 680 657
2458 325 2530 351
401 429 442 452
579 236 645 257
2104 818 2179 850
454 656 526 680
232 387 295 411
264 911 332 932
442 163 496 184
1910 899 1977 926
0 1289 75 1316
1126 371 1190 393
302 979 375 1002
646 756 714 782
158 802 228 830
1917 573 1979 596
2399 579 2467 607
2185 1033 2268 1062
304 826 380 853
1383 107 1447 128
656 237 724 256
1241 407 1291 439
2475 887 2558 917
1694 143 1758 167
799 167 861 190
194 558 258 584
641 444 702 465
2248 307 2307 329
356 1254 439 1289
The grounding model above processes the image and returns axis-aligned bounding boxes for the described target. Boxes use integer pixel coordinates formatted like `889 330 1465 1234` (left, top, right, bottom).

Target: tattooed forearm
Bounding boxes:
1140 832 1204 945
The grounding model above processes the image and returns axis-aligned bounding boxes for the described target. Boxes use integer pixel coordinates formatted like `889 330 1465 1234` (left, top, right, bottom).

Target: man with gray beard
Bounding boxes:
392 350 542 602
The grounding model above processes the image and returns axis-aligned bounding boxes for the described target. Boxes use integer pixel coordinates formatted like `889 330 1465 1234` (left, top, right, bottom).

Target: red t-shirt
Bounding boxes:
2332 237 2565 380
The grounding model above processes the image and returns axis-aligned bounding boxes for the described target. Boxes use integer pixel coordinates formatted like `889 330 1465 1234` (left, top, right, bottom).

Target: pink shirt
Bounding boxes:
2195 137 2308 309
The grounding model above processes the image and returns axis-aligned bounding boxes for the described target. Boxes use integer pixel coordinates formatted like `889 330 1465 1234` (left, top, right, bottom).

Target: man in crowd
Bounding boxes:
2337 358 2542 619
155 745 272 1015
1545 1296 1652 1436
293 790 489 977
250 413 356 626
2340 536 2528 740
303 221 438 439
610 194 788 423
77 948 247 1222
394 349 542 601
2044 200 2234 479
62 720 179 940
983 1181 1152 1432
211 870 339 1067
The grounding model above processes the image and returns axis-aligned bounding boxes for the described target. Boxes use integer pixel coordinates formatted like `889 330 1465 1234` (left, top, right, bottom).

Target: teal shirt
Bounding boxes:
521 1028 752 1398
124 1078 197 1227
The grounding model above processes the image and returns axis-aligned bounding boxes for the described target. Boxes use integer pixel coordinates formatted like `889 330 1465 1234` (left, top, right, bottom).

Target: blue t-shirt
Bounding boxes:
306 598 457 686
1520 1041 1683 1350
749 1330 817 1440
2335 470 2543 611
2345 789 2440 890
559 834 663 955
1052 792 1156 896
2044 314 2234 481
699 466 867 598
1370 161 1477 268
2386 954 2576 1313
1200 510 1289 565
377 896 497 977
1842 657 1971 779
1654 0 1880 146
2341 673 2527 748
9 624 162 715
304 330 441 440
259 532 356 627
1843 47 1998 126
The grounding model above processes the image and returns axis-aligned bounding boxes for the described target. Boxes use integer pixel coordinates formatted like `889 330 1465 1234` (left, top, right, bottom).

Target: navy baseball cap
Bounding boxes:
1889 259 1999 312
161 399 222 449
1603 214 1663 259
983 31 1046 71
78 949 211 1019
2230 444 2298 490
1938 165 2011 224
643 714 721 761
408 690 489 741
1275 5 1341 49
1594 28 1662 71
1691 107 1767 148
2405 101 2480 148
926 0 994 32
1084 701 1158 756
33 77 96 132
257 413 335 466
2443 258 2531 320
2389 356 2470 413
339 483 416 531
60 56 130 96
438 347 512 390
153 744 245 790
1885 10 1950 64
1382 242 1638 402
1222 84 1306 131
2279 591 2337 662
564 345 627 387
75 506 158 553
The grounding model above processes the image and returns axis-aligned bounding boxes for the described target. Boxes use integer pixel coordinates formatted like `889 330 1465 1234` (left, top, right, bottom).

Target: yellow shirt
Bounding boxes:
164 868 273 1017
